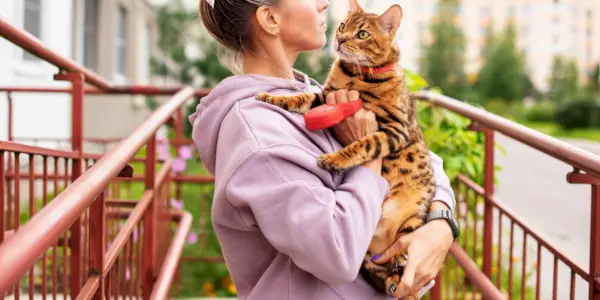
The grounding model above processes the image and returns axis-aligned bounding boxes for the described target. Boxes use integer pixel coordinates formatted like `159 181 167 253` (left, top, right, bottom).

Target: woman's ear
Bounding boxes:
379 4 403 34
255 6 281 37
348 0 362 14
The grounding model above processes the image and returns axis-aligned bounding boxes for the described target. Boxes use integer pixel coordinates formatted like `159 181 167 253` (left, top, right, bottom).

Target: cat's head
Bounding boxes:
333 0 403 66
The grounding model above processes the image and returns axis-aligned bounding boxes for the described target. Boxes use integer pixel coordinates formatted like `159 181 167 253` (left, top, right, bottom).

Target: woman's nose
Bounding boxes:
318 0 329 12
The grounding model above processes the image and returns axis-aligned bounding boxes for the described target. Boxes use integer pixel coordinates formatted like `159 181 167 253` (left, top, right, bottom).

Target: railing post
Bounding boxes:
566 170 600 300
482 128 494 278
55 71 84 297
143 136 157 300
174 108 183 150
89 191 106 300
468 122 495 279
590 183 600 300
7 92 13 142
430 275 442 300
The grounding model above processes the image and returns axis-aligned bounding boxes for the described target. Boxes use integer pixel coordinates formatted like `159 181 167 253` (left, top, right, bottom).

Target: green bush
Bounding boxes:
555 100 600 130
482 98 526 120
405 70 502 186
520 102 556 123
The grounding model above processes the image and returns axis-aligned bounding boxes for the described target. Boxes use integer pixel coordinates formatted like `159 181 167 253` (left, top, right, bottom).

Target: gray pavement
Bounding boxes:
493 133 600 300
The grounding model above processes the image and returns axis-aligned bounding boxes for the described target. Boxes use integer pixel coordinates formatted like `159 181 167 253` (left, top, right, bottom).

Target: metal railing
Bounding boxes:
3 11 600 300
0 16 201 299
415 91 600 300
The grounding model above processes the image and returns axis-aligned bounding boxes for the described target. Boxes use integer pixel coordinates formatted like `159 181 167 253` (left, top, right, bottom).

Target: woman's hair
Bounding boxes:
199 0 279 54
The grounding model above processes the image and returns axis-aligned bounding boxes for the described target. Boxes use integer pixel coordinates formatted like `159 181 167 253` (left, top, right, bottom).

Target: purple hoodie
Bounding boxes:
188 70 455 300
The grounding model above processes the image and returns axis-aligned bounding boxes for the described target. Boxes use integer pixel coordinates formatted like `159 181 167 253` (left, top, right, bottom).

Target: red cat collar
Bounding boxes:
304 99 363 131
359 64 396 77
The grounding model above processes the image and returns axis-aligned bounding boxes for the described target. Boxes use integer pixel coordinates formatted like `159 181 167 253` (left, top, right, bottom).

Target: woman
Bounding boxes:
188 0 457 299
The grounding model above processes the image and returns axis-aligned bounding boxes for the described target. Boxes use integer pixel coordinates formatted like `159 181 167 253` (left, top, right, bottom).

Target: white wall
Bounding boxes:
0 0 73 148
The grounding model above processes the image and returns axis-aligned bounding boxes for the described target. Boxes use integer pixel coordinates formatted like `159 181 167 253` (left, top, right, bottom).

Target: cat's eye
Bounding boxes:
357 30 370 39
339 22 346 32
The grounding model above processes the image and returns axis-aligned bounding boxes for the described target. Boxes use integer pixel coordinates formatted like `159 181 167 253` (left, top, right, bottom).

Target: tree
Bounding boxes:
584 63 600 98
418 0 469 100
474 21 528 102
546 55 581 103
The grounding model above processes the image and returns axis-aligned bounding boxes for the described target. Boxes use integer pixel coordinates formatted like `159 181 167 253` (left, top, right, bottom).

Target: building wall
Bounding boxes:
0 0 73 148
0 0 160 151
329 0 600 93
74 0 159 142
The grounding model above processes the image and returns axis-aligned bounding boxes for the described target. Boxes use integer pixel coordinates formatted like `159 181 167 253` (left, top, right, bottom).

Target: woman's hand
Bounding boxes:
371 201 455 298
326 90 382 173
327 89 378 146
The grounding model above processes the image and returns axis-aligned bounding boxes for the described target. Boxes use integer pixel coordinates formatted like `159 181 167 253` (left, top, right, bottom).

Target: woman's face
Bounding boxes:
275 0 330 52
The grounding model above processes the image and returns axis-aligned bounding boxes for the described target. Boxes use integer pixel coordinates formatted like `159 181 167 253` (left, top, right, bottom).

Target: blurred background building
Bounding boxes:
0 0 161 148
329 0 600 92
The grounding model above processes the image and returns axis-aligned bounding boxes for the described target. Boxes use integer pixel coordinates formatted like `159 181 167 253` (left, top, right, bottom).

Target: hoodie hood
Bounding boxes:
188 70 322 174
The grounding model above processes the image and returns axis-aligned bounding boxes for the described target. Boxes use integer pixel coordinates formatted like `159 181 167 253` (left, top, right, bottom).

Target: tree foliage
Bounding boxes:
547 55 581 103
418 0 469 100
474 21 528 102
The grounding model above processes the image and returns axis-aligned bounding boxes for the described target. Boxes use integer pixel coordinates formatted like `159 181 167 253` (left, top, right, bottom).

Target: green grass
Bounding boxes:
520 121 600 140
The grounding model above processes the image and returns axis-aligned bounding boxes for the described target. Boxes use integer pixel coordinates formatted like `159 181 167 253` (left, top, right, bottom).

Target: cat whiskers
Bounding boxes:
352 56 365 78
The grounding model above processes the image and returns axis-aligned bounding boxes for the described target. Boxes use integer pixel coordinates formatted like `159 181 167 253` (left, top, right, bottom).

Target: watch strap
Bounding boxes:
426 210 460 240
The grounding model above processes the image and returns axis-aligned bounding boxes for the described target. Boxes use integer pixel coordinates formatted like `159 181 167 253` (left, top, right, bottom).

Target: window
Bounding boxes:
115 5 127 78
23 0 42 61
83 0 99 70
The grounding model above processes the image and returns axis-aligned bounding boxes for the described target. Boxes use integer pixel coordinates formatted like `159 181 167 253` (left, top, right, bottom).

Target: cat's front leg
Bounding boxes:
318 126 411 171
256 92 324 114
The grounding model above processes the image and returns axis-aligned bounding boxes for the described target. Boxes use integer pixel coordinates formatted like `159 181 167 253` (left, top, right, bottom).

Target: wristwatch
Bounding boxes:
426 210 460 240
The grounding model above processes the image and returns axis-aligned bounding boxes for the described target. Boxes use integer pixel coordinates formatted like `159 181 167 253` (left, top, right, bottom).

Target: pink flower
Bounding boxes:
178 145 193 160
126 268 131 281
187 232 198 245
132 228 138 242
170 199 184 210
157 143 171 161
172 157 186 173
156 134 167 143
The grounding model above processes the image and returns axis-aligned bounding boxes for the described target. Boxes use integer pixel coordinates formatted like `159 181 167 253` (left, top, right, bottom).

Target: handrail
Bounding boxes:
449 244 506 300
0 87 195 293
414 91 600 177
0 16 111 90
0 86 211 96
150 211 193 300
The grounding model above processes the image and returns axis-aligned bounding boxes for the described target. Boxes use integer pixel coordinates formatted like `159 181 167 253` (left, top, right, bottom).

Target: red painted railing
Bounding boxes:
414 91 600 300
3 11 600 300
0 16 204 299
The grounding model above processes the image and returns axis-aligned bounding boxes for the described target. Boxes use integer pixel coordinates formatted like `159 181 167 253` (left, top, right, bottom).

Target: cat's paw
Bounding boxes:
317 153 353 171
399 216 426 234
384 254 412 298
256 92 274 103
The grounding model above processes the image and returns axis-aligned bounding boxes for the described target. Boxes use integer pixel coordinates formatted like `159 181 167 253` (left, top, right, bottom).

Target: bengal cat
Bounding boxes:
255 1 435 298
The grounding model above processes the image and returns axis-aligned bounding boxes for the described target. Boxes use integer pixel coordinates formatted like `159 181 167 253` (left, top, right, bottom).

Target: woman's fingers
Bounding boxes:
326 91 337 105
335 89 349 103
348 90 360 102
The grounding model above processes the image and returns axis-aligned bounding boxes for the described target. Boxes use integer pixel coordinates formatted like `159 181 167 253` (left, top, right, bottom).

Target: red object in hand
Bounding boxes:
304 99 363 131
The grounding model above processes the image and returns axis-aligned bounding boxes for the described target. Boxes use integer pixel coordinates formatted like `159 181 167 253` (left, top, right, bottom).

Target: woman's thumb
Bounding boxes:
371 235 410 264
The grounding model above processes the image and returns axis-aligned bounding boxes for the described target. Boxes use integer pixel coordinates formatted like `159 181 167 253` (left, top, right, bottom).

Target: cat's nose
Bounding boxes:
336 37 348 49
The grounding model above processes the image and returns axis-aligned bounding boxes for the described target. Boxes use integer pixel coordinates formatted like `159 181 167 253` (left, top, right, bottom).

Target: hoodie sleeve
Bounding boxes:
225 147 390 285
429 151 456 212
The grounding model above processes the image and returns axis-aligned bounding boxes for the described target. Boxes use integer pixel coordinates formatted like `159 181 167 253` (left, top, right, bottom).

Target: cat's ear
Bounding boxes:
348 0 362 14
379 4 403 34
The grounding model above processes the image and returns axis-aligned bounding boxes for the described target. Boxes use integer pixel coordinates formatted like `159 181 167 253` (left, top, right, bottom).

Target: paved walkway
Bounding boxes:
494 134 600 300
